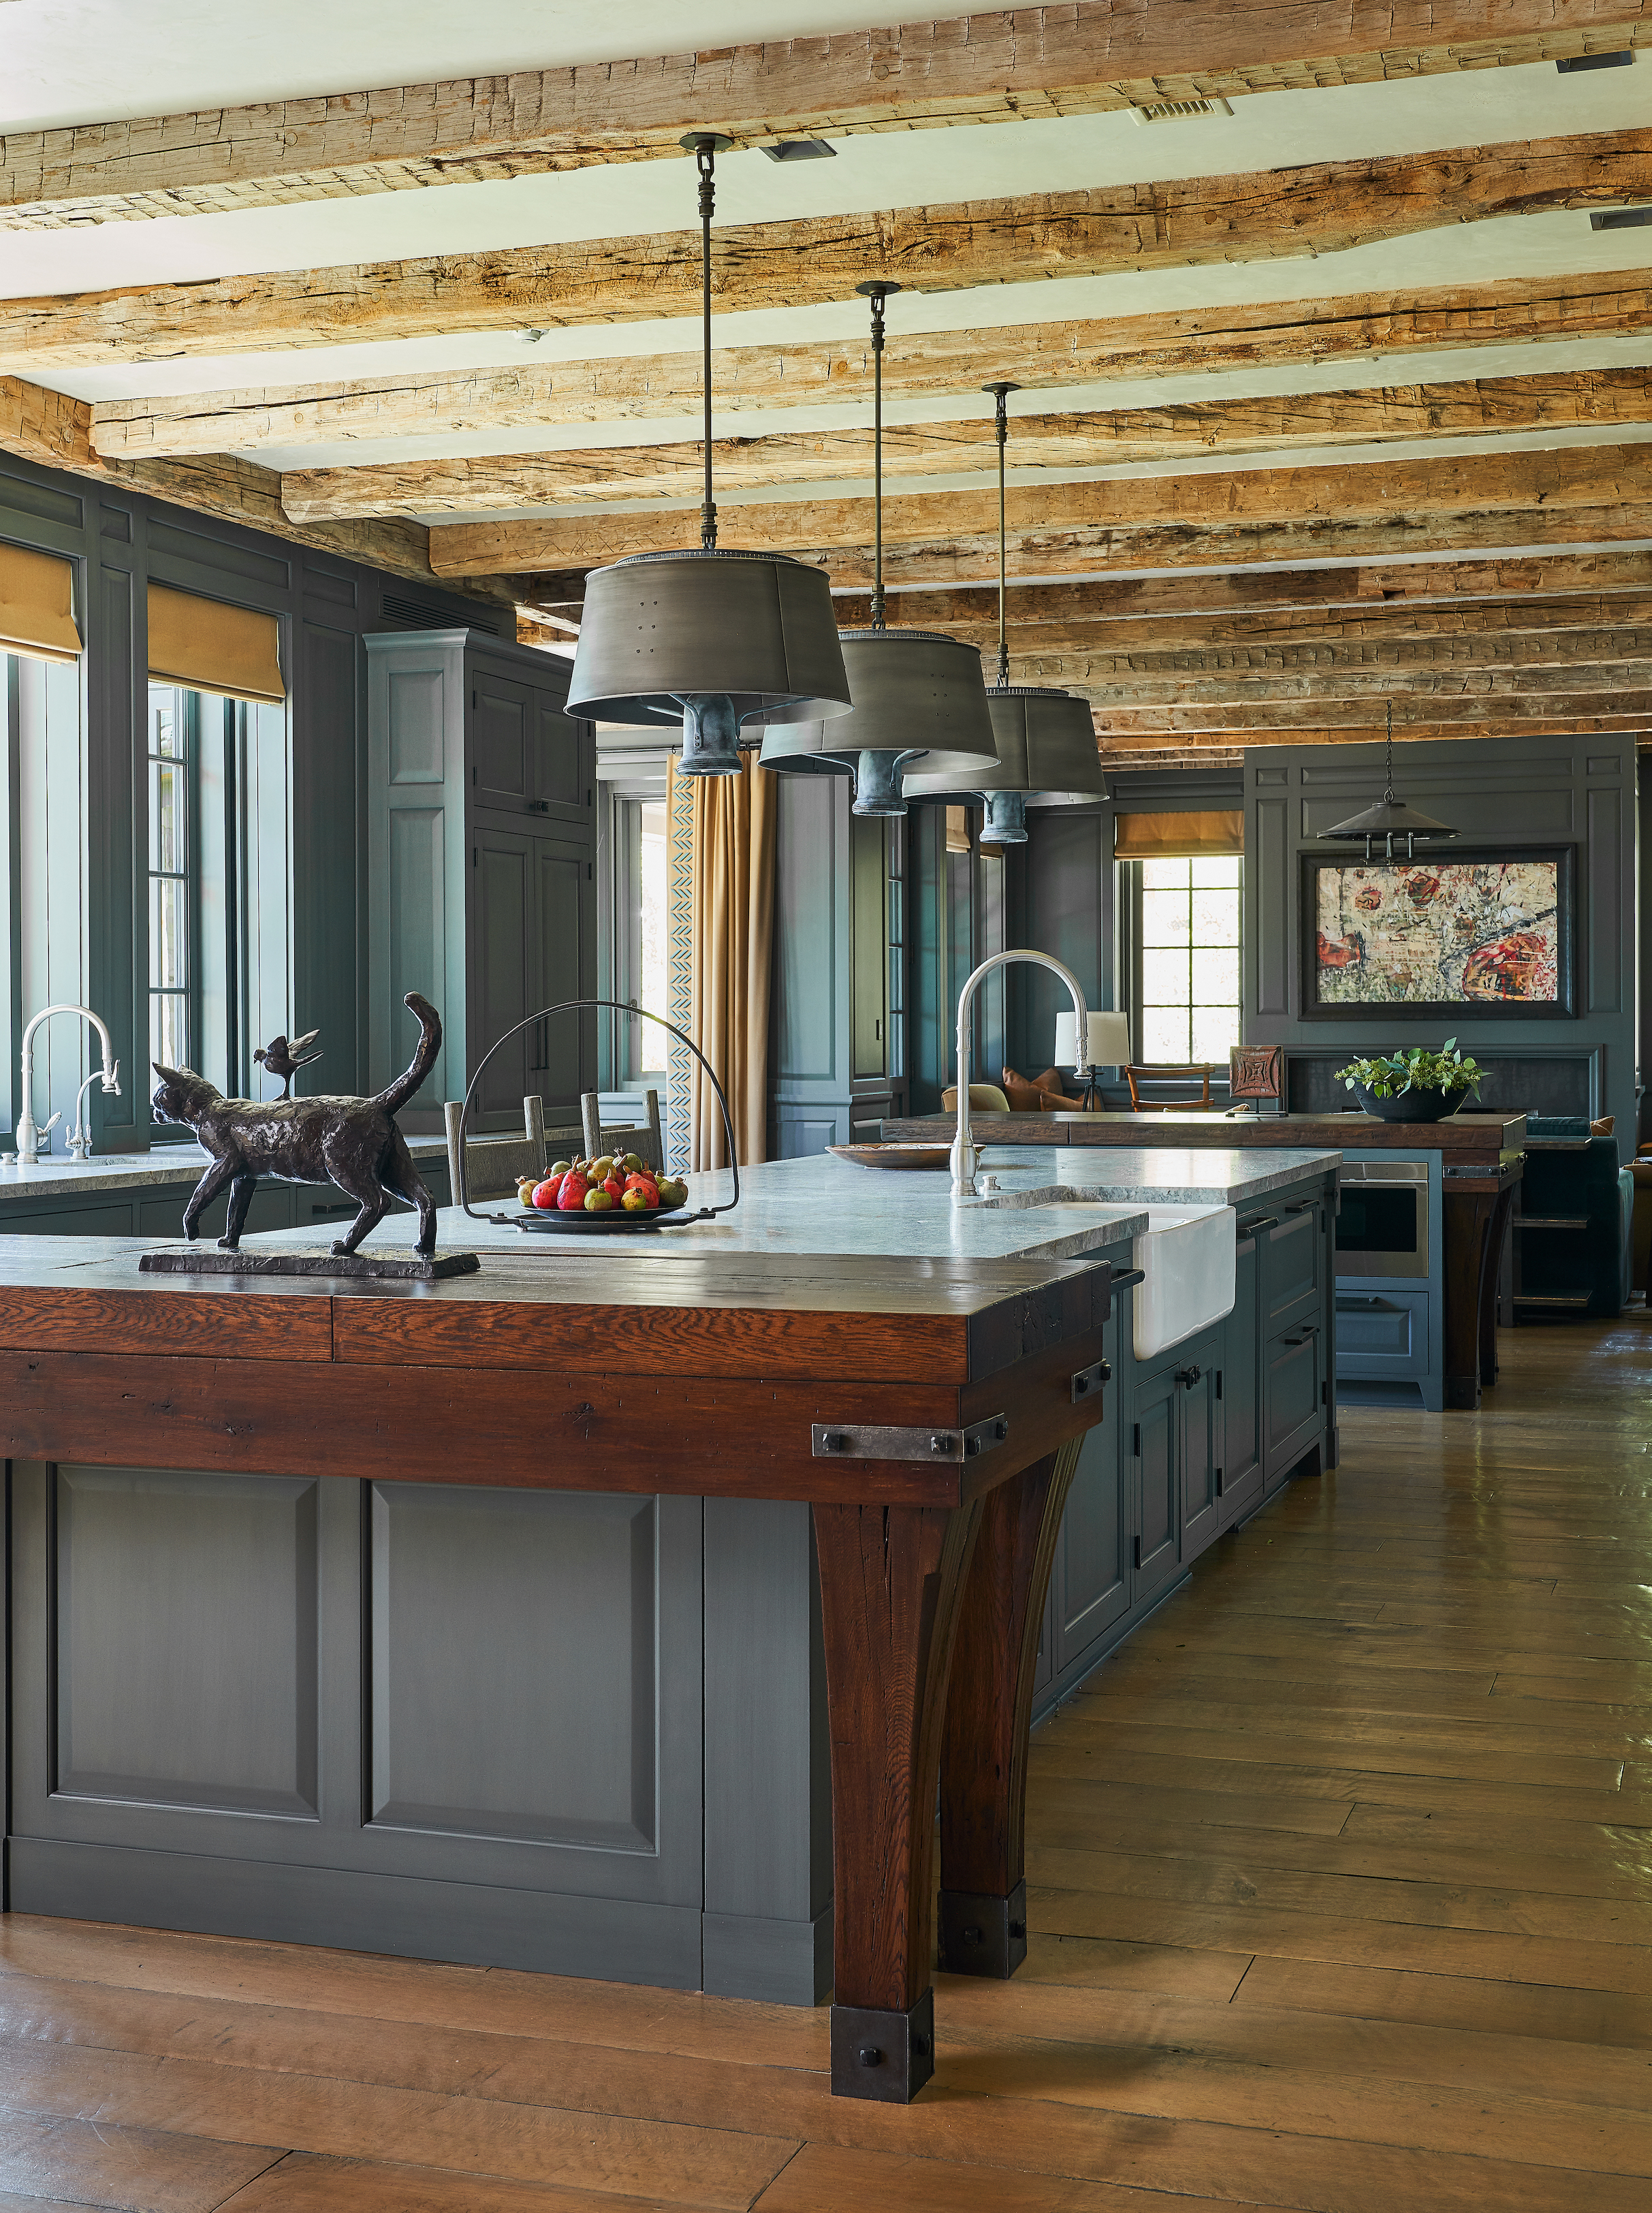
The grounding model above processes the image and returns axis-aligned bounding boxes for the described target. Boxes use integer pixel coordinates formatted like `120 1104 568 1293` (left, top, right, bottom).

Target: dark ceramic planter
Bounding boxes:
1352 1082 1471 1123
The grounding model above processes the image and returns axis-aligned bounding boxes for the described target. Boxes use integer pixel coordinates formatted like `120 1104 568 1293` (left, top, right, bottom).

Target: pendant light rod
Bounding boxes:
856 281 902 629
983 380 1021 689
681 133 733 552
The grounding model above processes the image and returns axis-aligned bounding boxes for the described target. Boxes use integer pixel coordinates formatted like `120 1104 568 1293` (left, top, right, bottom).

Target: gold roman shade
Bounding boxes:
147 584 285 704
0 541 81 665
1115 808 1244 860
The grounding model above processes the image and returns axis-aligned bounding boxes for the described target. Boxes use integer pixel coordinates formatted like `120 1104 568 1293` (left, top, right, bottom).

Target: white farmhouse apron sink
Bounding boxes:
1132 1205 1237 1361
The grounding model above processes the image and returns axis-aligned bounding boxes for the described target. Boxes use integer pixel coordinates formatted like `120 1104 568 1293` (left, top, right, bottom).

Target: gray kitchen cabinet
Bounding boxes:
1132 1363 1182 1606
366 628 596 1135
771 776 904 1155
1049 1305 1129 1673
1218 1214 1267 1531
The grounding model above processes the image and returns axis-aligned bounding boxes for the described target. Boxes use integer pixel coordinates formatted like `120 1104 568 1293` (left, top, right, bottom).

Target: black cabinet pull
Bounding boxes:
1111 1267 1145 1290
1239 1215 1277 1237
1133 1534 1142 1570
1215 1370 1224 1401
1216 1467 1225 1495
1283 1323 1320 1347
1285 1199 1319 1215
1175 1364 1202 1387
1132 1422 1141 1458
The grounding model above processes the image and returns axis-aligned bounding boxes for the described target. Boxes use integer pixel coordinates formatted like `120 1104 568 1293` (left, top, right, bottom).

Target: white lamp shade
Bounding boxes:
1055 1011 1132 1068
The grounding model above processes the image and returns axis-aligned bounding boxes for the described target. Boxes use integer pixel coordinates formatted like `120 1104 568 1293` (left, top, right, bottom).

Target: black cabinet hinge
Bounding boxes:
1132 1422 1141 1458
1321 1380 1329 1403
1216 1370 1223 1401
1133 1534 1142 1570
1216 1467 1225 1495
471 846 477 869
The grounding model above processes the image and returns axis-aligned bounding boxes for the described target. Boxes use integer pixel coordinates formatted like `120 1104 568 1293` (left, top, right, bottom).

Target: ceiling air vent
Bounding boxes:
1557 51 1634 72
1590 207 1652 230
1130 96 1233 125
379 592 498 637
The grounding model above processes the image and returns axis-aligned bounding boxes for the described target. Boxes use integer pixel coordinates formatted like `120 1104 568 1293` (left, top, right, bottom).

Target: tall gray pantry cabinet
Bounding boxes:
366 629 597 1134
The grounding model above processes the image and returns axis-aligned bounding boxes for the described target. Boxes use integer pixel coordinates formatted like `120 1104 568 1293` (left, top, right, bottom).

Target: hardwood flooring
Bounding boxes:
3 1316 1651 2211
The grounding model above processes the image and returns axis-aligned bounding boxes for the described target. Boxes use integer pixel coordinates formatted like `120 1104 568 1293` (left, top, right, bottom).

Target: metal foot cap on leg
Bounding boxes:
939 1879 1028 1978
829 1988 935 2102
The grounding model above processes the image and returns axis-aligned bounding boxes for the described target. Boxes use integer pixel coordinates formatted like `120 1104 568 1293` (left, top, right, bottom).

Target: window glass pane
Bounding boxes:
1191 945 1240 1004
150 992 187 1073
151 697 180 758
1190 856 1241 889
1141 1006 1190 1061
1139 857 1190 889
1141 946 1190 1002
1190 886 1239 945
150 875 187 991
150 758 182 874
1192 1004 1243 1062
637 799 668 1074
1141 889 1191 946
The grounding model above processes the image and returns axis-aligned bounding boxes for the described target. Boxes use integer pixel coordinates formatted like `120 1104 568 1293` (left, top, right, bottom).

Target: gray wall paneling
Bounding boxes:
8 1461 707 1988
1244 735 1639 1136
0 446 503 1154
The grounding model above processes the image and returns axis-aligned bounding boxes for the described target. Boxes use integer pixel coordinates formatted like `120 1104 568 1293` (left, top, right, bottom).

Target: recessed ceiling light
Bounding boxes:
1557 50 1634 71
1590 208 1652 229
760 139 837 161
1130 96 1233 124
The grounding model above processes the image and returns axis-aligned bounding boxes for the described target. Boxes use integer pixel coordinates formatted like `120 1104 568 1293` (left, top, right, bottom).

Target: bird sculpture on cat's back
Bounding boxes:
151 993 442 1258
255 1026 321 1098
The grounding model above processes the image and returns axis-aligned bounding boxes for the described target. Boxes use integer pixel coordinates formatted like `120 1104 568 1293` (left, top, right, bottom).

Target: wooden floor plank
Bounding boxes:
0 2105 279 2213
215 2150 715 2213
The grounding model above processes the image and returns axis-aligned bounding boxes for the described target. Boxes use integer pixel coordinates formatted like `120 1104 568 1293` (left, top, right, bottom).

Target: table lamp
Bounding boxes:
1055 1011 1131 1111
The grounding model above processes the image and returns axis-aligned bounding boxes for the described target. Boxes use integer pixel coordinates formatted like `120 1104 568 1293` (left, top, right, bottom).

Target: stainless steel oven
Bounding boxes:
1335 1160 1429 1280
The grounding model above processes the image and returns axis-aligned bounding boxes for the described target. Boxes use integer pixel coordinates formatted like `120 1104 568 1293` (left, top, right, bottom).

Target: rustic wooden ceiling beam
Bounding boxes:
1013 626 1652 678
276 370 1652 520
13 127 1652 368
1088 692 1652 731
92 275 1652 459
0 373 506 596
861 596 1652 656
1094 720 1647 751
7 3 1646 229
1049 656 1652 707
428 443 1652 576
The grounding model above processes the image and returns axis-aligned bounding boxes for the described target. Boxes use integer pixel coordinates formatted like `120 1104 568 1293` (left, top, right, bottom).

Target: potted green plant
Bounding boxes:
1335 1040 1482 1123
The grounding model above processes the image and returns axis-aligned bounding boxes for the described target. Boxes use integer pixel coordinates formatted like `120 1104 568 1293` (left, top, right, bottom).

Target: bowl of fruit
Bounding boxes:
513 1153 693 1233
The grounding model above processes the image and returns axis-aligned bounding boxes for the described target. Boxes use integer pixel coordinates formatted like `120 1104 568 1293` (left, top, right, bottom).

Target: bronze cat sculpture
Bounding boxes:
151 993 442 1258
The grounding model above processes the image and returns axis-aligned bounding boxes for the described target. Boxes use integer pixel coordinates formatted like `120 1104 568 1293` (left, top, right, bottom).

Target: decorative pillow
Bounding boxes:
1592 1115 1615 1137
1032 1067 1073 1098
1000 1066 1045 1112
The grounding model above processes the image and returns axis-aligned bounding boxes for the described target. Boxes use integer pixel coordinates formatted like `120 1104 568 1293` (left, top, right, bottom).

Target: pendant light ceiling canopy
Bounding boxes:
902 383 1105 845
567 136 851 776
759 283 997 816
1324 703 1458 859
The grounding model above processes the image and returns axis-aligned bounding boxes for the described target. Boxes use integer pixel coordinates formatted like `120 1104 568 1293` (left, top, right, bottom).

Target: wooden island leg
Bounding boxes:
1480 1180 1516 1388
812 1495 982 2103
1443 1186 1497 1410
937 1439 1081 1979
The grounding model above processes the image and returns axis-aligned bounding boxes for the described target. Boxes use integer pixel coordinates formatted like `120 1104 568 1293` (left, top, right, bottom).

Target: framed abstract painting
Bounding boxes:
1299 846 1575 1021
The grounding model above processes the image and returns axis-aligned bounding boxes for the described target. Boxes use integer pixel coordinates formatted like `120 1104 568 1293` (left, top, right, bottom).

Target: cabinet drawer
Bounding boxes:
1265 1321 1322 1481
1262 1204 1322 1334
1336 1290 1429 1382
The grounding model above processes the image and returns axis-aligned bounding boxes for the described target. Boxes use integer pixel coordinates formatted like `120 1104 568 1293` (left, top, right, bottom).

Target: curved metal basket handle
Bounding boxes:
453 998 740 1226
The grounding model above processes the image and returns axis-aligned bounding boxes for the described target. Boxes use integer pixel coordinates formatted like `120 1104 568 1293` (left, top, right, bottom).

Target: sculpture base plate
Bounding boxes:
138 1247 479 1281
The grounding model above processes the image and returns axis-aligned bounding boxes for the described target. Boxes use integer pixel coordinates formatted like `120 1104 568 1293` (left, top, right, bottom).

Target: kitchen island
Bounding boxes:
0 1147 1336 2102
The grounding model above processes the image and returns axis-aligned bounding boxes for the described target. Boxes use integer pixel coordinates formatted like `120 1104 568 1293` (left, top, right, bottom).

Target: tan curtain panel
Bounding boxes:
669 751 777 1173
147 584 286 703
1115 808 1244 859
0 541 80 665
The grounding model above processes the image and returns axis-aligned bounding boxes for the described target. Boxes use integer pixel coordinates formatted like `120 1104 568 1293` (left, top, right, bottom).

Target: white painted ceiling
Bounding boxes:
3 16 1650 531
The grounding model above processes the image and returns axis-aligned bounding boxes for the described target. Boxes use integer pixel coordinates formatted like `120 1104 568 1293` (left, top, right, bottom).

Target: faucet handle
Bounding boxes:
104 1060 121 1097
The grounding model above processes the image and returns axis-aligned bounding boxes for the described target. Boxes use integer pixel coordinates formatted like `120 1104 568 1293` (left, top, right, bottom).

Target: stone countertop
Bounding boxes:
242 1149 1151 1267
0 1134 448 1205
962 1145 1341 1209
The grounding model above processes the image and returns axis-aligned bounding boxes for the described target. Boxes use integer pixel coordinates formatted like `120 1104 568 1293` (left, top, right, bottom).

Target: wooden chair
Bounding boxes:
581 1088 666 1174
443 1095 550 1204
1125 1064 1216 1113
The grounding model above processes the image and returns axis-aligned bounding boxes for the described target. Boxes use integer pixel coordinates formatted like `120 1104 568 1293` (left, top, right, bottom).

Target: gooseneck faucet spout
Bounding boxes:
17 1005 120 1165
951 951 1090 1199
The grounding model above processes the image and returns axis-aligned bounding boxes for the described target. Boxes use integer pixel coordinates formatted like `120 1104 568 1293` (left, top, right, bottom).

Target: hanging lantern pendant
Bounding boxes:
1323 700 1458 857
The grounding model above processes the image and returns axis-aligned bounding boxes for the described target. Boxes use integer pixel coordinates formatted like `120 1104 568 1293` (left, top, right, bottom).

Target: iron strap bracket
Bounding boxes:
812 1415 1009 1463
1071 1358 1111 1403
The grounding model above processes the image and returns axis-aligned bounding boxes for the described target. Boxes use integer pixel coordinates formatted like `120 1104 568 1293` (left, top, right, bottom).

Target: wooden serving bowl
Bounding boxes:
827 1141 981 1172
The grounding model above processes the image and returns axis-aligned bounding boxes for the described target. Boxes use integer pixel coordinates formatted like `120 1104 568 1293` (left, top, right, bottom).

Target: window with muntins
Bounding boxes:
1134 855 1243 1064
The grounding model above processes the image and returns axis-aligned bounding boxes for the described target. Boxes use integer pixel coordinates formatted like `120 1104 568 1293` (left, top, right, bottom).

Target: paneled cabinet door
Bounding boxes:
1179 1358 1222 1559
1132 1367 1181 1606
1265 1318 1324 1493
471 828 594 1125
1051 1349 1129 1674
1262 1202 1322 1335
471 670 589 827
1219 1228 1266 1531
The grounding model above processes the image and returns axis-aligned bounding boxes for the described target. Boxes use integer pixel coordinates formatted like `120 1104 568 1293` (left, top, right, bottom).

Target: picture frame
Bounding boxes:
1299 845 1576 1021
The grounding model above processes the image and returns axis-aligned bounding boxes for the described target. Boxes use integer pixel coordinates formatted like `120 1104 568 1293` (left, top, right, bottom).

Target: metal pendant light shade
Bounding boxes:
906 683 1106 844
569 548 851 773
564 135 850 775
759 626 1000 815
1324 703 1457 859
757 281 996 815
